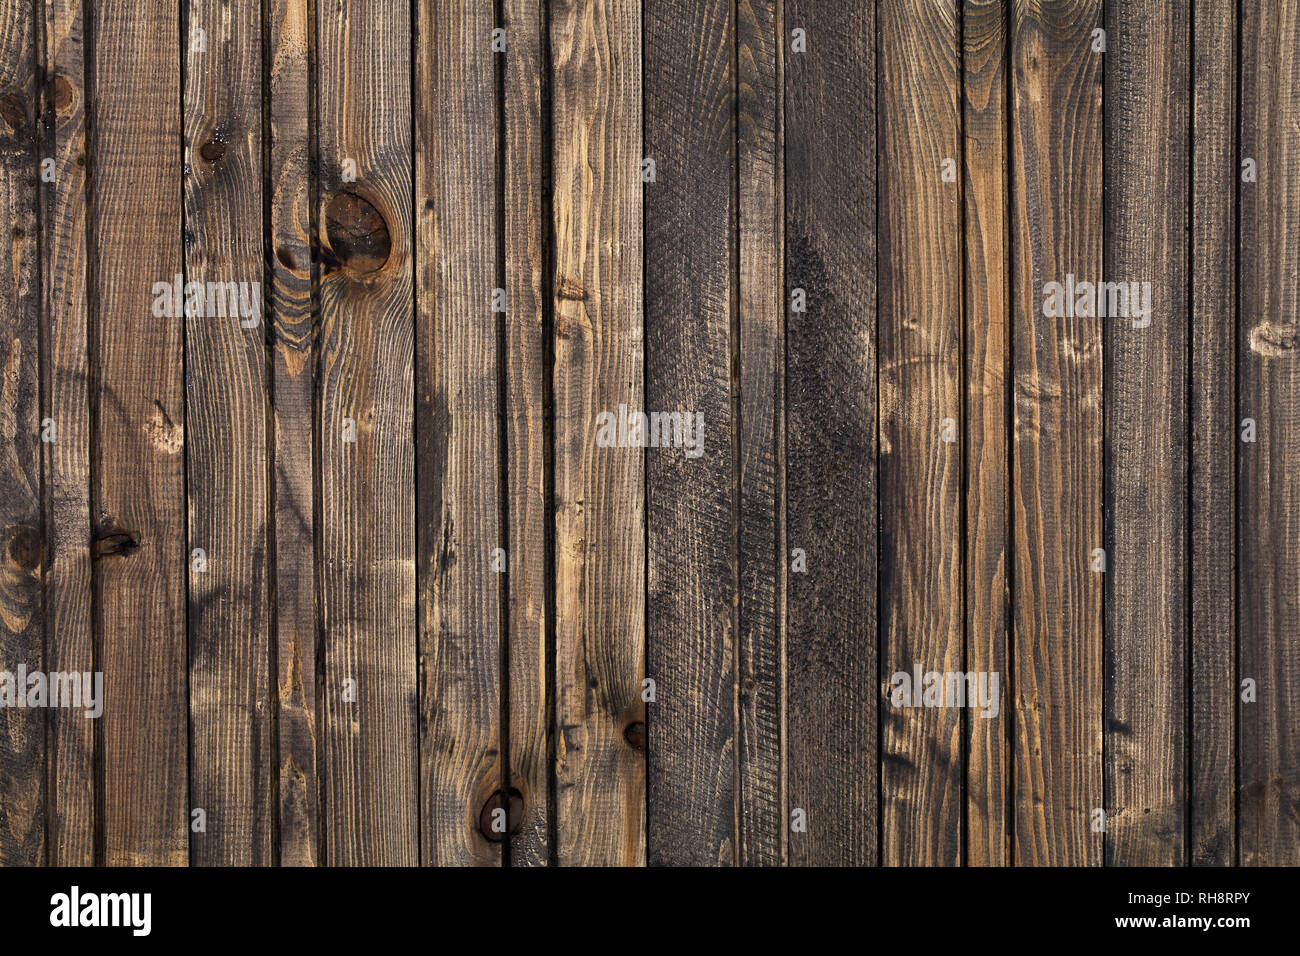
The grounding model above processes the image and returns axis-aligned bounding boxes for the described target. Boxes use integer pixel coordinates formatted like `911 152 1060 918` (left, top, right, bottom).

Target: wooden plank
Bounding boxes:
0 0 44 867
502 0 550 867
878 0 963 867
783 0 877 866
736 0 784 867
550 0 646 866
414 0 502 867
1189 0 1236 867
962 0 1010 868
1008 0 1103 866
644 0 736 867
39 0 95 867
317 0 417 866
1238 0 1300 867
1102 0 1188 867
183 0 272 866
89 0 188 866
267 0 319 867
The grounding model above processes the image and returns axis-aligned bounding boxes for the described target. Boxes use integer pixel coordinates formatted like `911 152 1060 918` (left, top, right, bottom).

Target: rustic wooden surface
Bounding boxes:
0 0 1295 866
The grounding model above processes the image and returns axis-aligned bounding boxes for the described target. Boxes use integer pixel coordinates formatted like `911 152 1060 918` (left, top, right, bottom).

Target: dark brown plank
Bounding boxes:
736 0 784 867
503 0 550 867
1102 0 1188 867
1238 0 1300 868
1008 0 1103 866
0 0 44 867
183 0 272 866
268 0 319 867
645 0 736 867
89 0 188 866
414 0 502 867
878 0 963 867
1189 0 1237 867
962 0 1010 868
550 0 646 866
783 0 877 866
317 0 417 865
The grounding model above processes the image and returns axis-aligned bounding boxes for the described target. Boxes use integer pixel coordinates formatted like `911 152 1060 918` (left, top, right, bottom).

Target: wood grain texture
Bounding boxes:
414 0 502 868
783 0 878 866
317 0 416 866
503 0 550 867
0 0 44 867
1238 0 1300 868
736 0 784 867
1102 0 1188 867
1189 0 1236 867
1008 0 1103 867
267 0 319 868
183 0 272 866
962 0 1010 868
878 0 963 867
644 0 737 868
89 0 189 867
550 0 646 866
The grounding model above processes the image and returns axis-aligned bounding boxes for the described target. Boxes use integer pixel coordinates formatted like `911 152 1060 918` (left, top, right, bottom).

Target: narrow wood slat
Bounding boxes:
783 0 878 866
183 0 272 866
550 0 646 866
317 0 417 865
89 0 189 866
878 0 963 867
962 0 1010 868
1102 0 1188 867
1009 0 1103 866
1238 0 1300 868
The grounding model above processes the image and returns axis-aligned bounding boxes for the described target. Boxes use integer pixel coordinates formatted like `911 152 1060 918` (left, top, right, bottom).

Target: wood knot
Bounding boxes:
7 526 43 572
477 788 524 842
623 721 646 752
92 522 140 559
325 191 391 276
0 91 26 131
50 74 74 112
199 139 226 163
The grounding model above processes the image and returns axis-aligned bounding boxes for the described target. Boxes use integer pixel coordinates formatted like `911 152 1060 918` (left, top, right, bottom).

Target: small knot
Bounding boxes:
623 721 646 752
477 788 524 842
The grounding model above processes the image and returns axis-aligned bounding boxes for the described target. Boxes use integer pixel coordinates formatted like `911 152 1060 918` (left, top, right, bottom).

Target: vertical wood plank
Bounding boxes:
503 0 551 867
1189 0 1237 867
183 0 272 866
414 0 502 867
550 0 646 866
40 0 95 867
89 0 188 866
736 0 784 867
962 0 1010 868
268 0 319 867
1008 0 1103 867
1238 0 1300 867
1102 0 1188 867
878 0 963 867
317 0 417 866
783 0 877 866
0 0 44 867
644 0 737 867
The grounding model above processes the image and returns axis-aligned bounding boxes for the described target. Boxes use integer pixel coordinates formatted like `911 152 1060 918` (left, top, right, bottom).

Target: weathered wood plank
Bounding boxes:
783 0 877 866
503 0 550 867
0 0 44 867
736 0 784 867
89 0 189 866
550 0 646 866
962 0 1010 868
183 0 272 866
1008 0 1103 866
268 0 319 867
645 0 736 867
317 0 417 865
1189 0 1237 868
1102 0 1188 867
414 0 502 867
1238 0 1300 868
878 0 963 867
